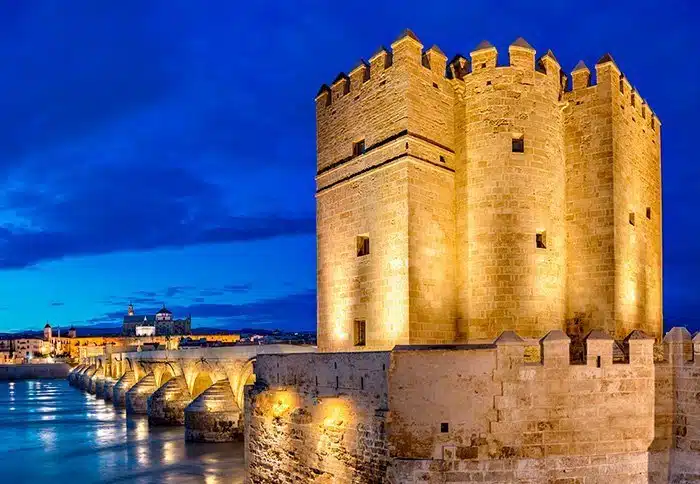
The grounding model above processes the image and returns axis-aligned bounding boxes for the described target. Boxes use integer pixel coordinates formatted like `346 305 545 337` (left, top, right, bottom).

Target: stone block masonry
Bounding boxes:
315 30 661 351
245 329 657 483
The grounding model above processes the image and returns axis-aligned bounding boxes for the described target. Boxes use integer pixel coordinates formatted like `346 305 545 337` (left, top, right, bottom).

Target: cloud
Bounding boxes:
223 284 252 294
165 286 194 298
49 301 64 307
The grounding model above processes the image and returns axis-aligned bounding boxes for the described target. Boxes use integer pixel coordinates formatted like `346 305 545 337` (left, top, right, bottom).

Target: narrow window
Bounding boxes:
363 68 370 83
631 93 635 107
439 155 446 163
432 82 439 89
353 139 366 157
441 422 449 433
360 377 364 390
629 212 635 226
619 76 624 93
343 82 350 95
315 375 318 386
512 135 524 153
335 376 339 390
596 355 602 368
646 207 651 220
385 52 393 69
356 235 370 257
536 231 547 249
354 320 366 347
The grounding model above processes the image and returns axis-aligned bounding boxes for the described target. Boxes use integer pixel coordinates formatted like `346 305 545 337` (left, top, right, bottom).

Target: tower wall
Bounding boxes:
315 31 662 347
610 69 662 339
316 33 457 351
563 60 662 340
563 66 616 337
461 46 566 340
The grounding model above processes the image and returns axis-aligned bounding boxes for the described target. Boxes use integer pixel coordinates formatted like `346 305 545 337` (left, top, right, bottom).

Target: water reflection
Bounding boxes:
0 380 245 483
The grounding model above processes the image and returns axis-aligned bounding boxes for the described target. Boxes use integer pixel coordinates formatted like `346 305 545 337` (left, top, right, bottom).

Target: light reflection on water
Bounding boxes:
0 380 244 484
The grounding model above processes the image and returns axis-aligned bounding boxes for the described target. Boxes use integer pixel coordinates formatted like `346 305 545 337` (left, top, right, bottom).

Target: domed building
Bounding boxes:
121 303 191 336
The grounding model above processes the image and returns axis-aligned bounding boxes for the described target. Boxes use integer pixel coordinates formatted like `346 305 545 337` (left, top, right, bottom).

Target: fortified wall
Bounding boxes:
246 329 659 482
315 31 661 351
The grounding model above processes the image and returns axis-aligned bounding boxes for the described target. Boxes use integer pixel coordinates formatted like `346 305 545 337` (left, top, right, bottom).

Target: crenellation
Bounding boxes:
422 45 447 76
570 60 591 90
469 40 497 70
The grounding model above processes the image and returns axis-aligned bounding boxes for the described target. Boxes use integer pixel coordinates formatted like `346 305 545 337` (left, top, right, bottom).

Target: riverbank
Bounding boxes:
0 363 70 380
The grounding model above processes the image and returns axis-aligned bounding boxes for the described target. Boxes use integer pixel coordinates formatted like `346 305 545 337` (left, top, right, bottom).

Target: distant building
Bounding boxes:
67 326 77 338
135 325 156 337
122 303 191 336
43 322 52 340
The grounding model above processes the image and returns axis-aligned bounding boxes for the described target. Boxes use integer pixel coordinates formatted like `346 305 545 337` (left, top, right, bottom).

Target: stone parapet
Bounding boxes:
246 330 654 483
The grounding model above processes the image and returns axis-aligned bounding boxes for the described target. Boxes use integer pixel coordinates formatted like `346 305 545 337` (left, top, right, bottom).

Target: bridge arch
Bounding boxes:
235 358 256 411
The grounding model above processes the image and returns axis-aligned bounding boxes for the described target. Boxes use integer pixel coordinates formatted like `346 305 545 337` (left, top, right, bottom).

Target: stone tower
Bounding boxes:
315 30 662 351
43 322 52 341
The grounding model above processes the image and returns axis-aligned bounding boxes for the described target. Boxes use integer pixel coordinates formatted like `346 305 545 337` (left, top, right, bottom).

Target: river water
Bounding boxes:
0 380 245 483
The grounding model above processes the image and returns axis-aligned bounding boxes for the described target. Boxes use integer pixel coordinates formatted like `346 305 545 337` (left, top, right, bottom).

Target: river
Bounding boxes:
0 380 245 483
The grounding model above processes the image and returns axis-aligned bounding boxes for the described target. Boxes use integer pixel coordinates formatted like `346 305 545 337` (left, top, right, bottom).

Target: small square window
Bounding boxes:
439 155 446 163
486 80 492 86
536 231 547 249
440 422 449 433
481 63 486 68
356 235 370 257
512 136 524 153
646 207 651 220
629 212 635 226
354 320 366 347
353 139 365 157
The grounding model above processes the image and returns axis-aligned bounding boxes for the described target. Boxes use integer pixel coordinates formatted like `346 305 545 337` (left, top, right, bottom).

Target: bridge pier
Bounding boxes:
148 375 191 426
69 365 85 386
103 378 115 402
113 370 137 407
81 366 97 391
185 379 242 442
126 372 157 415
92 369 105 396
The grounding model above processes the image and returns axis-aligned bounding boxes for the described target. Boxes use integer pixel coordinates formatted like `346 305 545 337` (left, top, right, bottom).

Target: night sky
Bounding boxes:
0 1 696 333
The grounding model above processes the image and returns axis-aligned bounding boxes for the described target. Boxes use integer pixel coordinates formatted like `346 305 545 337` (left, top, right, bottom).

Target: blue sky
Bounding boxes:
0 1 696 332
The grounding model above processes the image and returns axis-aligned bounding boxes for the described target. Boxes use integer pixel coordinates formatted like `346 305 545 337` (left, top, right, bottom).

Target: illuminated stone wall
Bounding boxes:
563 59 662 340
245 330 657 483
245 352 391 482
315 30 663 350
648 328 700 483
461 43 565 340
315 33 457 351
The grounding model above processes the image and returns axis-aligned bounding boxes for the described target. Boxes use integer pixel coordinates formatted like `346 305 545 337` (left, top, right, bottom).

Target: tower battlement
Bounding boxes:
315 30 662 352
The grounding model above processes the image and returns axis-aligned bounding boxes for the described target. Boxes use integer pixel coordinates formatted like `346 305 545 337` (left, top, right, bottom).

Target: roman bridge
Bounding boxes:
67 344 314 441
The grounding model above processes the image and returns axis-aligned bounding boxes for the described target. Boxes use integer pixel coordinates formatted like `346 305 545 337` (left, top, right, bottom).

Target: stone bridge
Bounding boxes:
67 344 314 441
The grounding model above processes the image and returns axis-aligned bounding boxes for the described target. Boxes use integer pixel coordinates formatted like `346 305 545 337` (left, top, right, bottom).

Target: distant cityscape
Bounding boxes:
0 302 315 364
